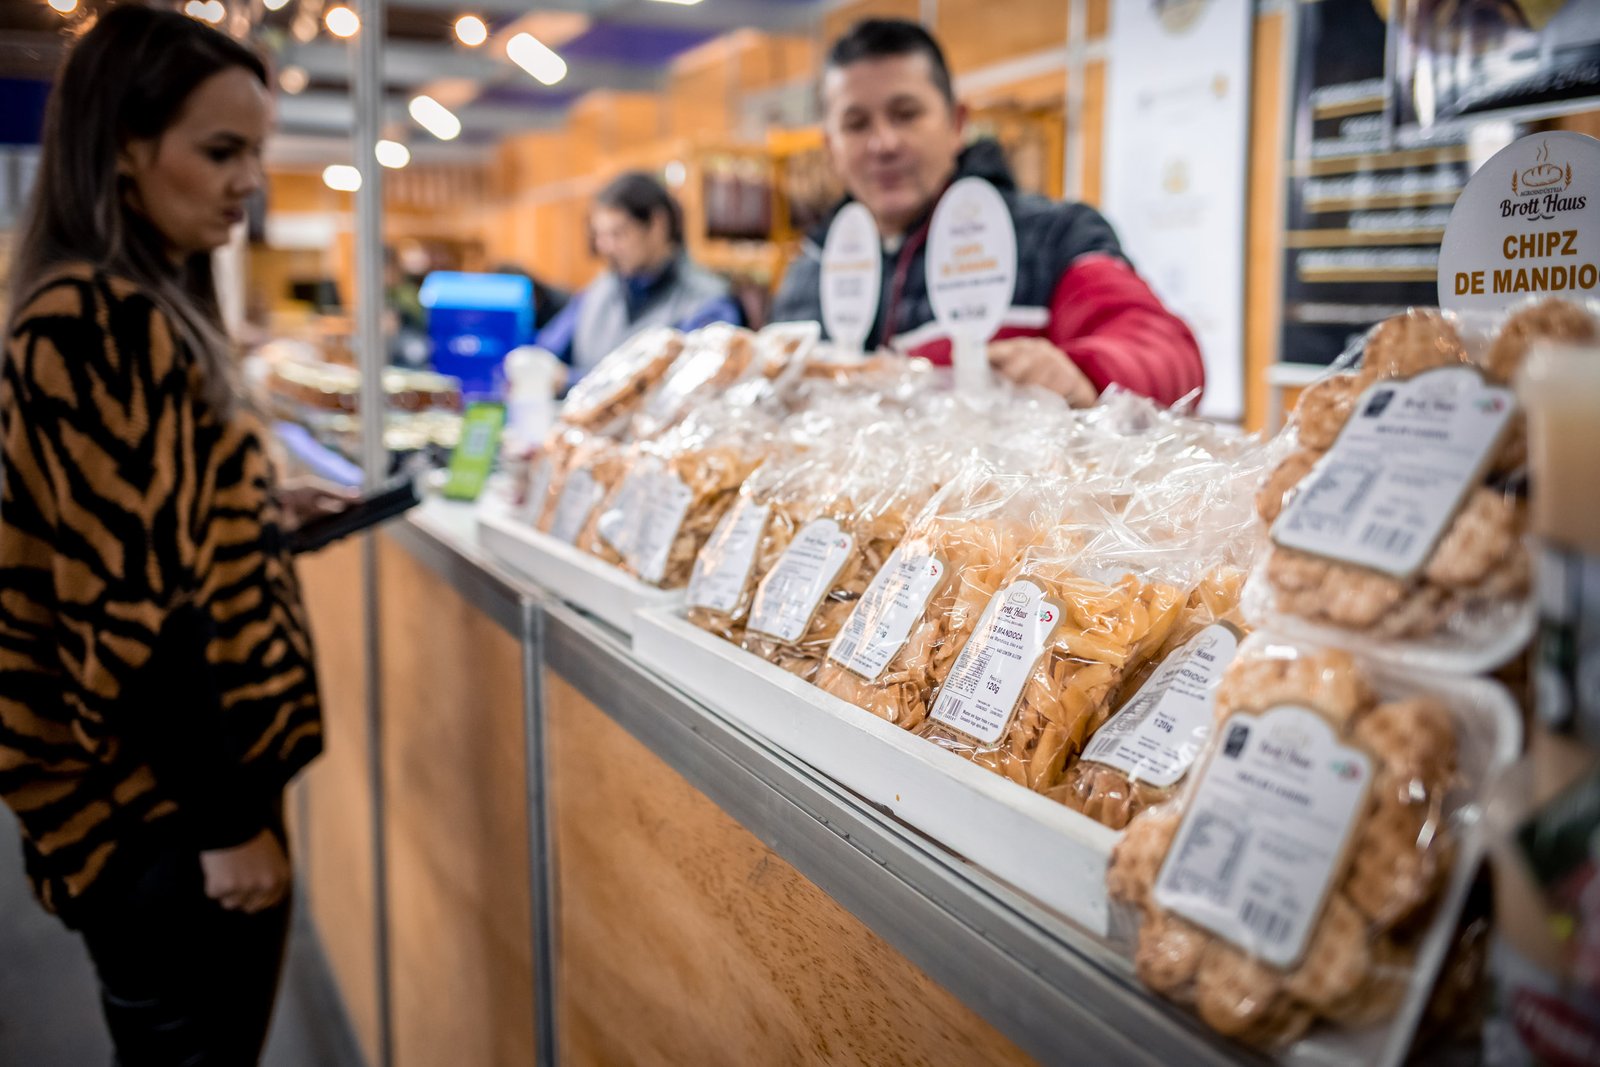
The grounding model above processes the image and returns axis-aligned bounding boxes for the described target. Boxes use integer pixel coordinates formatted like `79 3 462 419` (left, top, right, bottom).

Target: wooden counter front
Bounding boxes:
376 537 535 1067
545 671 1036 1067
298 536 536 1067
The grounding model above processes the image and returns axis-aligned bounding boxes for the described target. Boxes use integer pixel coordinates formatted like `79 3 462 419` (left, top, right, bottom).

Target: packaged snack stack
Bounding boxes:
1250 304 1587 655
815 459 1073 730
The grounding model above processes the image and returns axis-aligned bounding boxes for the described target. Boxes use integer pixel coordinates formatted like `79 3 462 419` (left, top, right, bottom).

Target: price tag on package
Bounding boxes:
625 470 695 585
748 518 855 643
927 579 1060 745
1271 365 1515 579
550 468 602 544
1439 131 1600 313
820 203 883 355
688 501 770 615
1081 623 1240 788
827 547 947 681
1153 706 1372 969
927 177 1018 393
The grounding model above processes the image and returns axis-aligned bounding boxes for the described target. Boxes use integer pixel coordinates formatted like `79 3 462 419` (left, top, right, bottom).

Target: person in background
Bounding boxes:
0 6 340 1062
773 19 1204 408
536 171 743 376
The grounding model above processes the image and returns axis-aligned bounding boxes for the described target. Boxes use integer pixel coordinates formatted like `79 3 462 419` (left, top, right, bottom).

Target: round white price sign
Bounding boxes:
1438 131 1600 315
820 202 883 355
927 177 1018 391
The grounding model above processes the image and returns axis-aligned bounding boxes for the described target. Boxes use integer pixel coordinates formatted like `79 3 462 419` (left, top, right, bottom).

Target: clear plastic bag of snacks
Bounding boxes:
592 400 777 589
739 427 950 682
531 424 611 537
1105 633 1518 1061
1048 567 1248 830
631 323 758 438
754 321 820 382
559 327 685 430
553 436 631 550
684 447 835 644
1244 302 1591 672
814 457 1075 730
914 523 1193 795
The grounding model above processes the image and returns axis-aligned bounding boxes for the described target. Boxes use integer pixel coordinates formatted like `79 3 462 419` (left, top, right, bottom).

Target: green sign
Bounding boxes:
442 401 505 501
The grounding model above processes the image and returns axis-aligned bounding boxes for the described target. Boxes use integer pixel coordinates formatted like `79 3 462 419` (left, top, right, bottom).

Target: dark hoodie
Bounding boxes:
772 139 1205 406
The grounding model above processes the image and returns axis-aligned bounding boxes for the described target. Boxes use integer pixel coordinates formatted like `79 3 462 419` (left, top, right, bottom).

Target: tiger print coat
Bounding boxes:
0 266 323 918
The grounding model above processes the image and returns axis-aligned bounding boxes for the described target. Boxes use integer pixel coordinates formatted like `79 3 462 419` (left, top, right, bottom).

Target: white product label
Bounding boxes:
826 548 947 681
1082 623 1240 789
927 580 1061 745
1153 706 1372 969
1271 365 1516 579
820 202 883 354
624 471 695 584
521 456 554 524
549 468 601 544
688 500 770 615
597 466 653 556
1438 131 1600 314
926 177 1018 346
747 518 856 643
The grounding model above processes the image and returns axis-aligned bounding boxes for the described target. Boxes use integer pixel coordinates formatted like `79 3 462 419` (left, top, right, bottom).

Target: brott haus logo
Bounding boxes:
1513 140 1572 197
1504 139 1586 222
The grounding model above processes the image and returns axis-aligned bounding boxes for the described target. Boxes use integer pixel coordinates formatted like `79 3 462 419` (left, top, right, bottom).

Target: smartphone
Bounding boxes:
284 478 422 555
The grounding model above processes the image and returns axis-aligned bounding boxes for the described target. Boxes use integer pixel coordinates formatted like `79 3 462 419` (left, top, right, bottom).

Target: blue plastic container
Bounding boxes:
418 271 534 397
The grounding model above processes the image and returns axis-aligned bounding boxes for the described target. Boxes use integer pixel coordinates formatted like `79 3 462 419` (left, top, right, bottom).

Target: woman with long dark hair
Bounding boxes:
1 6 331 1062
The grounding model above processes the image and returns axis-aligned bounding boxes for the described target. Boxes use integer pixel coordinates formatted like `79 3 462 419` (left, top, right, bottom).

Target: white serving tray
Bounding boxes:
476 499 682 636
632 606 1122 934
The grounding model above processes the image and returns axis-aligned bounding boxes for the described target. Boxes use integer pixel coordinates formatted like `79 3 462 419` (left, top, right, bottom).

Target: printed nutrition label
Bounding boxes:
1081 624 1240 788
688 501 770 614
826 548 946 681
521 456 554 523
927 579 1060 745
1153 705 1372 968
1272 365 1516 579
626 471 695 584
747 518 856 643
550 468 602 544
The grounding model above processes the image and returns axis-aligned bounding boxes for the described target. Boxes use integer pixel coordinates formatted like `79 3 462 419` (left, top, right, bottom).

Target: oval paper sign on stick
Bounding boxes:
927 177 1017 394
1439 131 1600 315
820 202 883 356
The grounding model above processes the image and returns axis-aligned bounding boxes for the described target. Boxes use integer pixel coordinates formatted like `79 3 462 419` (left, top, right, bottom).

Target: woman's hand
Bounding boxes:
275 478 359 531
200 830 291 913
987 337 1099 408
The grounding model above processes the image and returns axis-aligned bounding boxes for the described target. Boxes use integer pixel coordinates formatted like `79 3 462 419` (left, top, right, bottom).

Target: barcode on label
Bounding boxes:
941 697 965 720
1359 522 1415 558
1239 898 1294 947
831 631 862 665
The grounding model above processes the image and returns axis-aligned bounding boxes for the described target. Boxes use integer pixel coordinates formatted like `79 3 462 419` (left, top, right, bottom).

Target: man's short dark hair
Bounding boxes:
594 171 683 245
825 18 955 107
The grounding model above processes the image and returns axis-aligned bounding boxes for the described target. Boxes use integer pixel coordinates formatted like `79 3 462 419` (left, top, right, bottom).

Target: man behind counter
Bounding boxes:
773 19 1204 408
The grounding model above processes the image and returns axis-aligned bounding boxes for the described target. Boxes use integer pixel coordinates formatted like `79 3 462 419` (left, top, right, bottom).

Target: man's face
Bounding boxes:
821 53 965 238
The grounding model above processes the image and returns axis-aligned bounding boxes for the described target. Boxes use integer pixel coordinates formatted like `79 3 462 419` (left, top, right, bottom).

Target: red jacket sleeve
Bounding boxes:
1046 253 1205 407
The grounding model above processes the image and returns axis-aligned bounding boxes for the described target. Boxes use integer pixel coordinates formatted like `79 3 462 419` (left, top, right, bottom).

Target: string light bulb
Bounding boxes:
324 5 360 38
454 15 488 47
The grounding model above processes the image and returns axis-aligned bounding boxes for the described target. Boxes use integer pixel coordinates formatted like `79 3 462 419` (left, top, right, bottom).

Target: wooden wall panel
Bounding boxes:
546 673 1036 1067
669 60 734 142
1079 60 1106 207
937 0 1069 77
1244 11 1288 431
296 540 380 1066
377 538 535 1067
